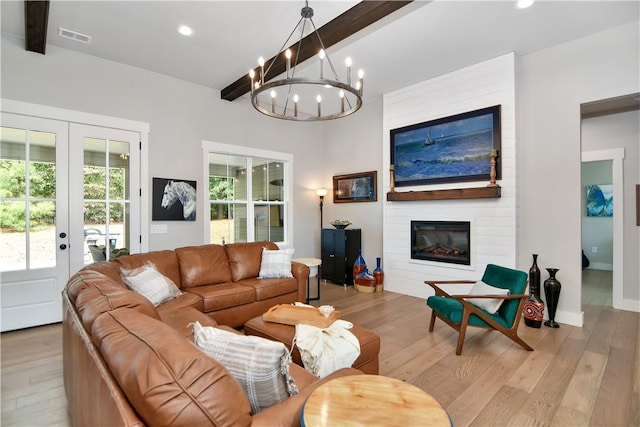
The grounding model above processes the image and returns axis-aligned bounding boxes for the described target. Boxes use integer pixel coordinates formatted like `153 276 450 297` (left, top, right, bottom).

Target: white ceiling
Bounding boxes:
1 1 639 103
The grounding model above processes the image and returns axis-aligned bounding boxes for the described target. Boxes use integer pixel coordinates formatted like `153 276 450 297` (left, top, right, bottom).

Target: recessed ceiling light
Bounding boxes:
178 25 194 37
515 0 535 9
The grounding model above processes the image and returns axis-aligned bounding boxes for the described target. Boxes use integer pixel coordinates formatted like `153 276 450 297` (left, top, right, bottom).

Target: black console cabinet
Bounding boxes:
321 228 361 285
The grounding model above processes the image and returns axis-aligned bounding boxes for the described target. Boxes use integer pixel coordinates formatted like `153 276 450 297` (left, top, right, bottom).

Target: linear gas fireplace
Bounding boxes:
411 220 471 266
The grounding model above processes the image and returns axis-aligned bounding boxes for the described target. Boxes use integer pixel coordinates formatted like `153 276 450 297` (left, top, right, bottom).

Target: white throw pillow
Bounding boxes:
258 247 294 279
120 263 183 306
192 321 297 414
464 280 510 314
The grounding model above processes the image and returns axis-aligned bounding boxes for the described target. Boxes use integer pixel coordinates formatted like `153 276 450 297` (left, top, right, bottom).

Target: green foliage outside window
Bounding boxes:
0 160 126 231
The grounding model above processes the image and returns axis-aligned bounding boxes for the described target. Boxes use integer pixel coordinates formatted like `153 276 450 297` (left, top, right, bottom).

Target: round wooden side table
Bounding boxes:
302 374 451 426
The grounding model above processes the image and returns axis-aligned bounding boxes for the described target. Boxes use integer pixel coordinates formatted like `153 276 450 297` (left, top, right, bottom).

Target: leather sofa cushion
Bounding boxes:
235 277 298 301
185 283 255 312
175 244 233 287
158 306 219 339
69 271 160 332
92 308 252 427
157 291 204 313
114 250 182 288
225 242 278 282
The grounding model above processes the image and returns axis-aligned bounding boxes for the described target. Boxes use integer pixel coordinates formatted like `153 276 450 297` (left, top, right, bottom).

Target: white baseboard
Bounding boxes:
587 263 613 271
552 309 584 327
617 298 640 313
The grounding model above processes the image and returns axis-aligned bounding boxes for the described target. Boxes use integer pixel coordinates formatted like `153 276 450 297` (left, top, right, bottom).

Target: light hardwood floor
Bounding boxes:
1 269 638 426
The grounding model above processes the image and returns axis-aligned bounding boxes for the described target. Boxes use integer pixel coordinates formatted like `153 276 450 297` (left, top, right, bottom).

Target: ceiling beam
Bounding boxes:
220 1 413 102
25 0 50 55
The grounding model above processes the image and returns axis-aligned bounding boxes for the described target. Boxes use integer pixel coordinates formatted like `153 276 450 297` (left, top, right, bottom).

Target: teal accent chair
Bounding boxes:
425 264 534 355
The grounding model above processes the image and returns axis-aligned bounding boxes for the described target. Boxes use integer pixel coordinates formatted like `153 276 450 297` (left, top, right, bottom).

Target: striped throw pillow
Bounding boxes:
258 247 294 279
121 263 182 306
192 321 298 414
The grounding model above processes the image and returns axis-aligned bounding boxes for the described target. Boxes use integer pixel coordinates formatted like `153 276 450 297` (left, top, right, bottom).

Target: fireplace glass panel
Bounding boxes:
411 221 471 265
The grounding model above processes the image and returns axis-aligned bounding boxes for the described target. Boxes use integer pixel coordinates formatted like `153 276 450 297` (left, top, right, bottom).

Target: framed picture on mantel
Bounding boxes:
333 171 377 203
390 105 501 187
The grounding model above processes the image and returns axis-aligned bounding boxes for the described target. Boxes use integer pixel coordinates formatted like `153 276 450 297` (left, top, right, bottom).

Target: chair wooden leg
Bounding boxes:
509 333 534 351
429 311 437 332
456 320 469 355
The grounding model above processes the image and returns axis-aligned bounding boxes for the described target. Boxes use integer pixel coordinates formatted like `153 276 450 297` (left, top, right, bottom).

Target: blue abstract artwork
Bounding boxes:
586 185 613 217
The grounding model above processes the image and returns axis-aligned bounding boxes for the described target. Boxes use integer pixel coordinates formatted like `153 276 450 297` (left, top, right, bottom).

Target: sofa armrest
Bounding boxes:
250 368 363 427
291 261 310 303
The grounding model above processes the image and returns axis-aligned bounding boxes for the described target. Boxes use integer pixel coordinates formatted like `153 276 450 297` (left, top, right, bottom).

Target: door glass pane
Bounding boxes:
0 201 26 271
109 201 129 258
108 140 129 200
29 201 55 268
1 127 57 272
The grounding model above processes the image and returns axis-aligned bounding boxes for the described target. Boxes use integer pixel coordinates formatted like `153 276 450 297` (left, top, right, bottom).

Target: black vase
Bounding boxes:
543 268 561 328
524 254 544 328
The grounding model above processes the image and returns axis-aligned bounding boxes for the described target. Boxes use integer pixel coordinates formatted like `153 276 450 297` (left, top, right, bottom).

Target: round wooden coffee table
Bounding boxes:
302 374 451 426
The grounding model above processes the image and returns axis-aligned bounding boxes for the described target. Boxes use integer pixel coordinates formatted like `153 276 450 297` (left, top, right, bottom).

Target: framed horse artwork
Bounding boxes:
152 177 197 221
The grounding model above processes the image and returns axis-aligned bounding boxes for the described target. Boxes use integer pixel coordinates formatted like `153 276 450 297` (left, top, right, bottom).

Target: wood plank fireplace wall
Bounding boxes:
382 53 519 299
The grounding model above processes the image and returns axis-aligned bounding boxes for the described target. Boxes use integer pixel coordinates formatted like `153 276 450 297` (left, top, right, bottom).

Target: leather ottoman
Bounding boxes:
244 315 380 375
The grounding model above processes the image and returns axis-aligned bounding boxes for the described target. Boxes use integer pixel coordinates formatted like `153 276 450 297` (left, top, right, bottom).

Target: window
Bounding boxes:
203 142 292 246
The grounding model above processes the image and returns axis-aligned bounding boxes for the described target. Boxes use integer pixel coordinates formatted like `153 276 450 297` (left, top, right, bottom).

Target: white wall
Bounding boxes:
582 110 640 303
1 34 326 258
581 161 613 270
519 21 640 324
322 99 384 266
381 53 518 298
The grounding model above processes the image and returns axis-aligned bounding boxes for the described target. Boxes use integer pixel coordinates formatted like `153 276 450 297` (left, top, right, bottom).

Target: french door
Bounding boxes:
1 114 141 331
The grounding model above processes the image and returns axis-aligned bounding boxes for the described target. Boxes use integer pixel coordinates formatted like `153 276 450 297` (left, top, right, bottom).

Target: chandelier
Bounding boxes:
249 1 363 121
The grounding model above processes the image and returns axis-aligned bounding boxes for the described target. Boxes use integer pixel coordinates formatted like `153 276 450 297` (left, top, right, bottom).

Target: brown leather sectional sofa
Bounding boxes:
62 241 362 426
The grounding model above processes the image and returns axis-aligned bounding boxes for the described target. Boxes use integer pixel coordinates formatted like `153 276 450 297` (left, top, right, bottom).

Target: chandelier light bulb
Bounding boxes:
345 57 352 85
340 90 345 113
249 69 255 79
358 69 364 78
271 91 276 112
345 57 352 67
357 69 364 95
258 57 265 83
316 95 322 117
285 49 292 78
318 49 326 60
293 94 299 117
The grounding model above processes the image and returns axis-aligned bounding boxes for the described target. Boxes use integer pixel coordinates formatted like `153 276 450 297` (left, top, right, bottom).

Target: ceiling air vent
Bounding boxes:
58 27 92 44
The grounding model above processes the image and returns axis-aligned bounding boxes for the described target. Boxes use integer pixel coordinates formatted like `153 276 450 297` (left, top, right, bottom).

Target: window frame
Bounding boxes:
202 140 293 248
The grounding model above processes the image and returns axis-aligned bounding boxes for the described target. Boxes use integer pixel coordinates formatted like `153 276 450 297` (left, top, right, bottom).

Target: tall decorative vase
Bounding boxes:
524 254 544 328
373 257 384 293
543 268 561 328
353 250 366 281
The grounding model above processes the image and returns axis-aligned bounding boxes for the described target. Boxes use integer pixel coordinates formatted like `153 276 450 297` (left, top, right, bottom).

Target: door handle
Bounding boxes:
59 244 67 250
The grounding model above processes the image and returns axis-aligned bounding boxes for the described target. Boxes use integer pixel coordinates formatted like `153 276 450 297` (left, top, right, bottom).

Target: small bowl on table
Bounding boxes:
330 221 351 229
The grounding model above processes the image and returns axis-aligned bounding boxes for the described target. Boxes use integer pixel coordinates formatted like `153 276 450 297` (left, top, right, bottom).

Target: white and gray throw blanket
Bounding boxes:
293 319 360 378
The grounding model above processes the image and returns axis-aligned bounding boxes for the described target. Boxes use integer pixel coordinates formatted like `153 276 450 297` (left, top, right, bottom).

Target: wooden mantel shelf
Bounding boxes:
387 186 501 201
